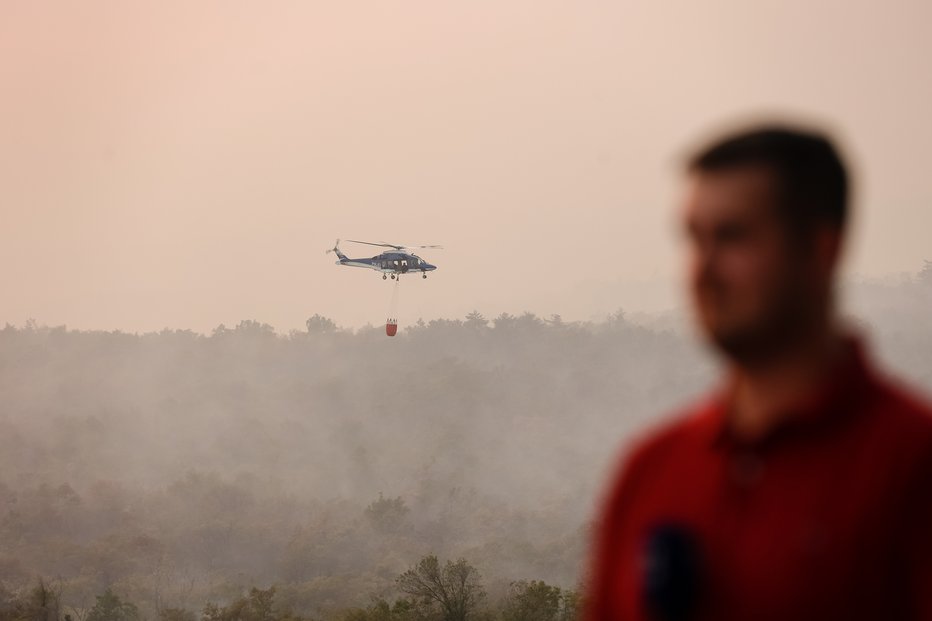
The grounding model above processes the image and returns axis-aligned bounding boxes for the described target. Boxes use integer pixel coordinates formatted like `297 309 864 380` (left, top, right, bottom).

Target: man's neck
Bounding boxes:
729 326 845 441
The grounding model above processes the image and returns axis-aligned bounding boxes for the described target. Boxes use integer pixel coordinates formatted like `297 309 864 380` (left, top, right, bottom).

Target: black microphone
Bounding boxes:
642 523 702 621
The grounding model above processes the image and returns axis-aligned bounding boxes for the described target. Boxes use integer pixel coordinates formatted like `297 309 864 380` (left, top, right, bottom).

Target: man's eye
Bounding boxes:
717 224 749 244
683 222 703 242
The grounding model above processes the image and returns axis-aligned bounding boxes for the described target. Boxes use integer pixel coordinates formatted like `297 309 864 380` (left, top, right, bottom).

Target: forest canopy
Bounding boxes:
1 268 930 620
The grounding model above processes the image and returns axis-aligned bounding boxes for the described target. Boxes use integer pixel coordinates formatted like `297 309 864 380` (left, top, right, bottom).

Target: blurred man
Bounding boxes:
588 126 932 621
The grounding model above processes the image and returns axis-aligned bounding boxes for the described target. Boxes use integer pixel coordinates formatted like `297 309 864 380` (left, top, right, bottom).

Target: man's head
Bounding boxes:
681 125 849 365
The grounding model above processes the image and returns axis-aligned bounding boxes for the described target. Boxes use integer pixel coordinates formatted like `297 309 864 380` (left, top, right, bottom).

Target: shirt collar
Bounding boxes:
702 335 877 451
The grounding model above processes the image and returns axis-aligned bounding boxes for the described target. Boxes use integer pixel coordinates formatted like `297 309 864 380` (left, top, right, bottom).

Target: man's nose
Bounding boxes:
691 238 714 267
691 241 721 284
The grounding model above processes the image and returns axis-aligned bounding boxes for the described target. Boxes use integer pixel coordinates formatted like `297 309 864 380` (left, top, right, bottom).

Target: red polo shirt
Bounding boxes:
588 339 932 621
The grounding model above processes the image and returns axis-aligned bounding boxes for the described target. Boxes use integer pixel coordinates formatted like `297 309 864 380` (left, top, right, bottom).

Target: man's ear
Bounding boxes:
812 225 843 281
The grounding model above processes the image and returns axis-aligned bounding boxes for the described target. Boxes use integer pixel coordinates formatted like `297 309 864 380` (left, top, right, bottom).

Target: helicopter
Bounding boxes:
326 239 440 279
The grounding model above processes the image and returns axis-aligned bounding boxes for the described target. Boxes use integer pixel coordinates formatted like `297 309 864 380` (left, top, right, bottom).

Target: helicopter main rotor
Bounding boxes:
345 239 443 252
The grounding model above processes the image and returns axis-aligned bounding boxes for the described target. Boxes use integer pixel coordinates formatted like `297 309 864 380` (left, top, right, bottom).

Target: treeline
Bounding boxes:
0 310 709 619
2 553 581 621
0 482 589 619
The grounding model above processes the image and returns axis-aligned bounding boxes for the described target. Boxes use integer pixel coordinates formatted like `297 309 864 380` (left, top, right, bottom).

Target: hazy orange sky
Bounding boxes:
2 1 930 332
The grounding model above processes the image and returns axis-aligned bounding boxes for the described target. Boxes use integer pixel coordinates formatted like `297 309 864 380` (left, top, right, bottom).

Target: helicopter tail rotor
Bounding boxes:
326 239 349 262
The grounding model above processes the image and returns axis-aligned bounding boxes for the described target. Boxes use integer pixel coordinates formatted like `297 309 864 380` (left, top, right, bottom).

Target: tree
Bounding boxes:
6 579 62 621
202 587 276 621
464 312 487 329
501 581 561 621
501 582 581 621
233 320 276 338
341 598 430 621
305 314 338 334
397 556 485 621
919 260 932 288
159 610 196 621
606 308 627 329
492 313 516 331
558 589 582 621
86 590 138 621
384 598 432 621
364 494 410 534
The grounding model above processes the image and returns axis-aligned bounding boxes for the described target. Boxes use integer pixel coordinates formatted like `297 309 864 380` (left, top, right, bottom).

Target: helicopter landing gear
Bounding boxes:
422 272 427 279
391 274 396 280
383 274 387 280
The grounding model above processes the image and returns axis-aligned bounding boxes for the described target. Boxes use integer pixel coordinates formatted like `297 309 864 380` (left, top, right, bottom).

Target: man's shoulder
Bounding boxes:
866 371 932 450
620 396 720 476
600 396 719 517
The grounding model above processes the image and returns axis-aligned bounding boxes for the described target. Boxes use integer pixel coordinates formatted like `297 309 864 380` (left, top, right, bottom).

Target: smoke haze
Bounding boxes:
2 1 932 332
1 270 931 618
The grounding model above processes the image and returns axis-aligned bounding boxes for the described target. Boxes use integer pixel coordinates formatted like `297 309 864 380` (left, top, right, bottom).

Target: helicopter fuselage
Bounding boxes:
335 251 437 276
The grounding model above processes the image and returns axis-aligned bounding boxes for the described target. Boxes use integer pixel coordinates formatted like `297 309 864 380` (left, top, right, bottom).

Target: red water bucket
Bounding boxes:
386 319 398 337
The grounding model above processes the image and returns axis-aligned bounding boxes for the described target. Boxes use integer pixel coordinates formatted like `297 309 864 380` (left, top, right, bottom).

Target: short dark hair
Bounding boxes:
688 125 849 233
